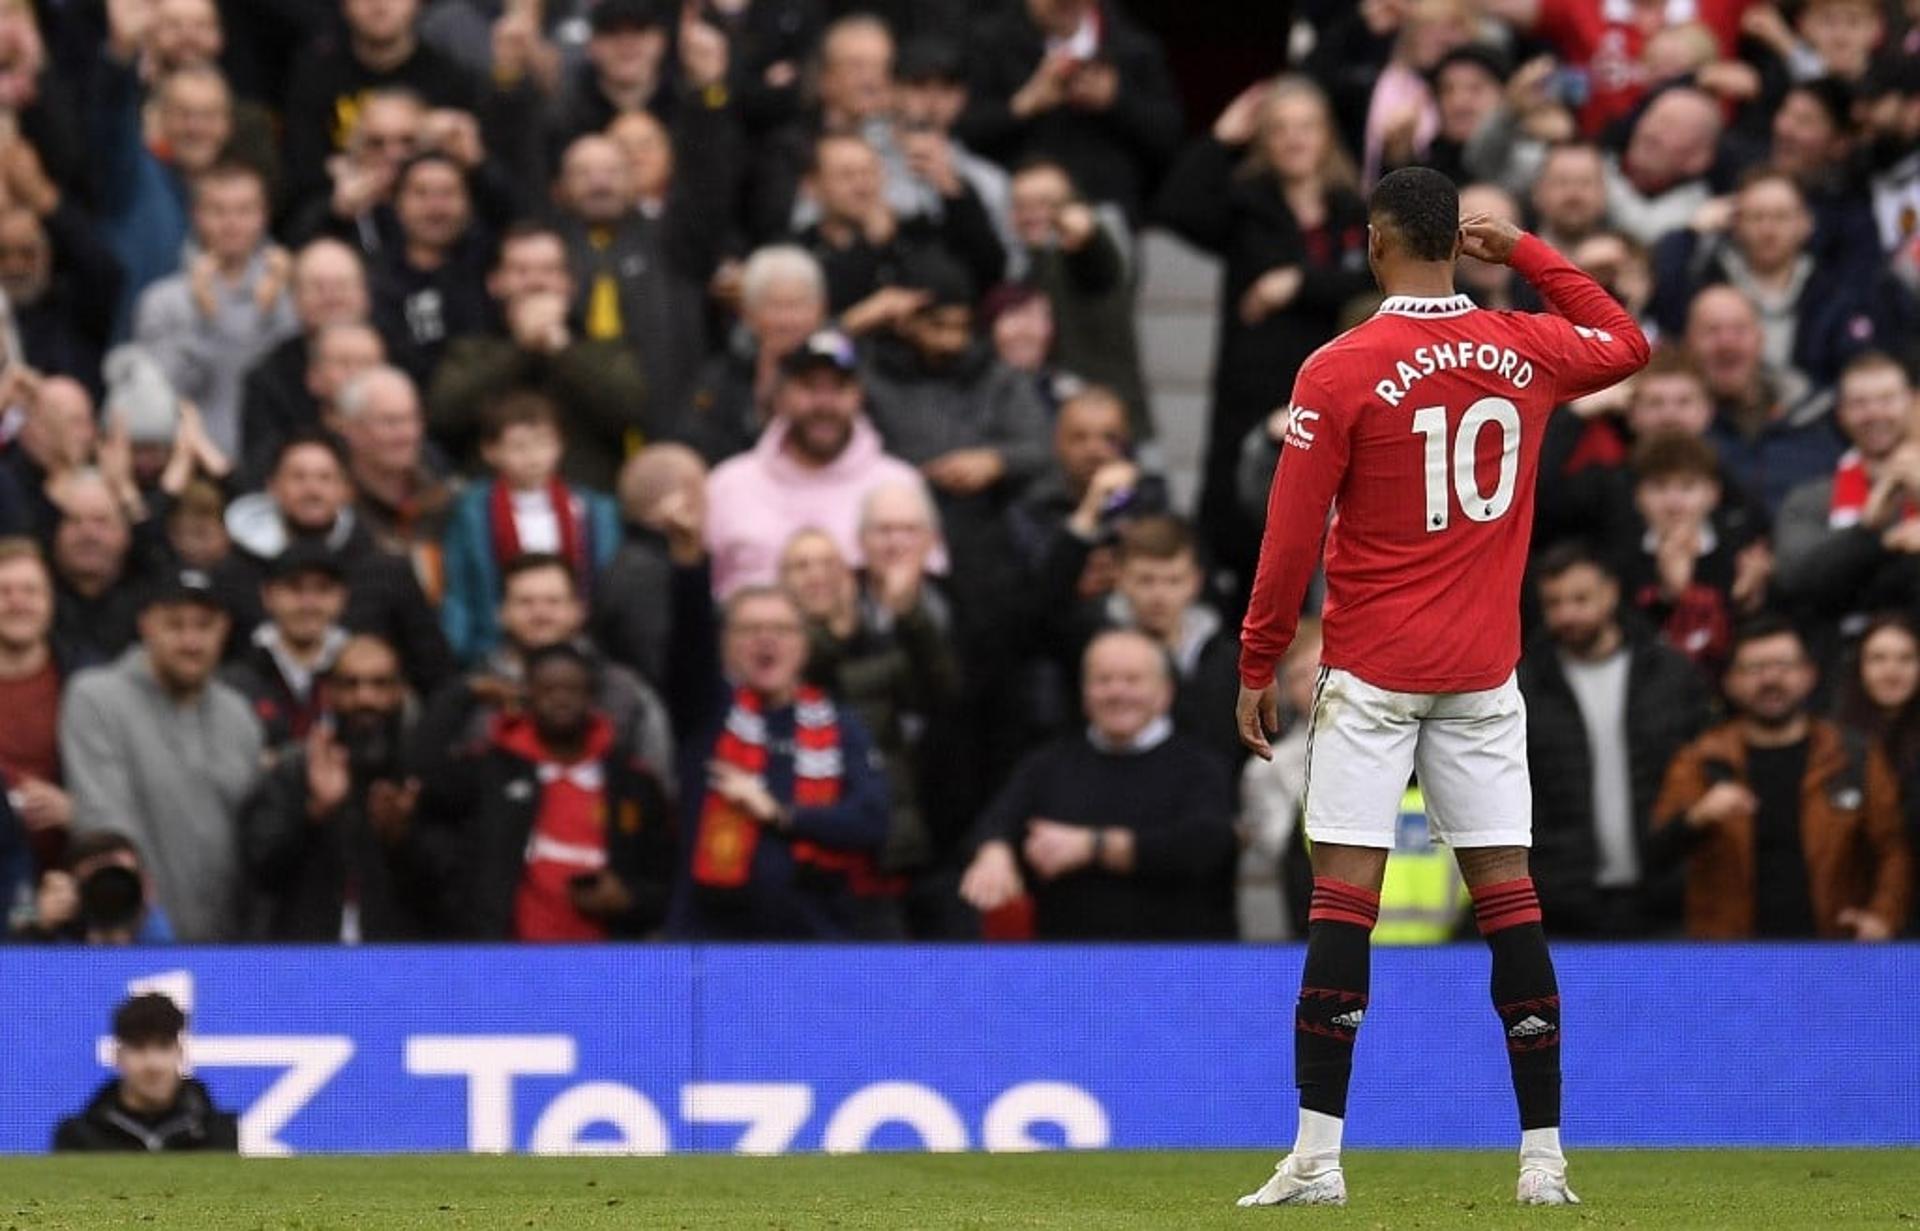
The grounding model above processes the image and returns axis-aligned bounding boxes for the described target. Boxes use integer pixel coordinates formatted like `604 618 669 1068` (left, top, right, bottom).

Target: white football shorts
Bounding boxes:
1300 666 1533 849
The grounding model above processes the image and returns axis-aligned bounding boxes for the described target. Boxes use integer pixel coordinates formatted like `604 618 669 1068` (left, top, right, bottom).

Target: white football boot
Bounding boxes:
1516 1163 1582 1206
1236 1155 1347 1207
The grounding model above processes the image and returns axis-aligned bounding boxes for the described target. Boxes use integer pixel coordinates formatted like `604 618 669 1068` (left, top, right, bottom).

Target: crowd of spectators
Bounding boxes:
1 0 1918 947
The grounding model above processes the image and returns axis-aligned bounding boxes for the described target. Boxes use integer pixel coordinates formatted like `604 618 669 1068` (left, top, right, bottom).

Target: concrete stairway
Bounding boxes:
1134 228 1223 514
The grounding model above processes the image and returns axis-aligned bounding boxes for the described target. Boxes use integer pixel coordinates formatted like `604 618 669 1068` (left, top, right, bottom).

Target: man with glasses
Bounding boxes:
1649 615 1910 939
243 633 439 941
659 489 892 940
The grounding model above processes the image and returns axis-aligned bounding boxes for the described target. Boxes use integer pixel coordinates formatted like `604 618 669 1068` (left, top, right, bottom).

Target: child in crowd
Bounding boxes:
441 390 620 665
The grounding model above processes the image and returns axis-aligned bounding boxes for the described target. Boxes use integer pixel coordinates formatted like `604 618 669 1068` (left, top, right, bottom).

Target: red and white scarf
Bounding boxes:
692 685 844 888
1830 450 1917 529
490 479 590 586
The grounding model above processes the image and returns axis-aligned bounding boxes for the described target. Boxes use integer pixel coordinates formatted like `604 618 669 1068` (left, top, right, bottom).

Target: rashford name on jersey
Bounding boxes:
1372 339 1537 408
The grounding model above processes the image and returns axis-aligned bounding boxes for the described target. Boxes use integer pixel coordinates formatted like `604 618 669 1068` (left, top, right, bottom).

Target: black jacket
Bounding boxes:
970 730 1238 940
556 90 739 424
956 1 1182 221
237 334 316 489
242 739 443 941
1517 625 1712 936
796 182 1006 316
53 1079 238 1152
15 201 121 400
221 511 455 695
281 38 481 220
417 714 677 939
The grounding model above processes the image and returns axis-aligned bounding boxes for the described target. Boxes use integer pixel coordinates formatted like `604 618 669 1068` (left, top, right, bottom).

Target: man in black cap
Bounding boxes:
58 567 264 941
705 327 935 597
53 993 238 1152
221 543 352 749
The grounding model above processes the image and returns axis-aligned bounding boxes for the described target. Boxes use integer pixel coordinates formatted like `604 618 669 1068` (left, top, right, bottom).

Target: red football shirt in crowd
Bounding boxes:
506 715 617 943
1239 233 1650 695
1534 0 1749 134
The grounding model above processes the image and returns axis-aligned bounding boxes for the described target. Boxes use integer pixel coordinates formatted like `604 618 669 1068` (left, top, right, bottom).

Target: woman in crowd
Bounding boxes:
1153 75 1372 601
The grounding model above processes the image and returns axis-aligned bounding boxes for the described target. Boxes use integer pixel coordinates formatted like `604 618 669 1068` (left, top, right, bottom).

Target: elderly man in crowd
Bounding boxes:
676 245 828 465
960 628 1237 939
238 238 372 484
1689 285 1843 516
663 491 893 940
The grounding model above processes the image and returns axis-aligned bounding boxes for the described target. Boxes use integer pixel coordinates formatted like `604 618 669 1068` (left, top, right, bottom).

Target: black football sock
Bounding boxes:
1472 877 1562 1132
1295 877 1378 1121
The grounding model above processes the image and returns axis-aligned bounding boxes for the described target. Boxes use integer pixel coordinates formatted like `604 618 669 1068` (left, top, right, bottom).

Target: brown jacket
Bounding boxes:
1650 719 1911 939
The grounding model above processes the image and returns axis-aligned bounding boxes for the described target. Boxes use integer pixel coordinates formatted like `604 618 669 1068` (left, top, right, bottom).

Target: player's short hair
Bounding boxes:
480 387 562 444
1632 430 1720 485
1533 540 1614 585
1368 167 1459 263
1117 514 1196 564
1728 614 1807 664
112 993 186 1048
1840 350 1911 390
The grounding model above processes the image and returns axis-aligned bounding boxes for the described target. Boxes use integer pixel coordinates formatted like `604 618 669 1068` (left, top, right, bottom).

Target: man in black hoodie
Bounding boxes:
53 994 238 1152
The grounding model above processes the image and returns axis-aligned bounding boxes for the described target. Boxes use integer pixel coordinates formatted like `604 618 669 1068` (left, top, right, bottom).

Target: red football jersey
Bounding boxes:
1239 233 1650 694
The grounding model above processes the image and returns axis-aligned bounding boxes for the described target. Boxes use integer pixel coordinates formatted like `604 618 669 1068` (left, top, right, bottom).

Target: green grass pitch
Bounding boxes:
3 1150 1915 1229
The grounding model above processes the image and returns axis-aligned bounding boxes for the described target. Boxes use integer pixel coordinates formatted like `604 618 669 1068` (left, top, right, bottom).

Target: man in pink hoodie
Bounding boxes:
706 329 942 598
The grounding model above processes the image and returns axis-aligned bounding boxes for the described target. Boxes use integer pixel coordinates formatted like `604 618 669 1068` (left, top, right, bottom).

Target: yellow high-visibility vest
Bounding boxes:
1373 787 1468 945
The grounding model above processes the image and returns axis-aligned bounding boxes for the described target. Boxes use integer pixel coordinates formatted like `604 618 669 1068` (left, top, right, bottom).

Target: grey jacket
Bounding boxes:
60 649 266 941
133 248 299 456
861 338 1051 486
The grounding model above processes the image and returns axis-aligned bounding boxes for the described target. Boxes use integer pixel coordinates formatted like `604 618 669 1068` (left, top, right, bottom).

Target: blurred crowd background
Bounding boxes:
0 0 1917 948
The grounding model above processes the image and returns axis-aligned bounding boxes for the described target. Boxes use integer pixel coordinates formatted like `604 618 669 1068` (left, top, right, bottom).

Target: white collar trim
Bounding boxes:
1377 293 1476 319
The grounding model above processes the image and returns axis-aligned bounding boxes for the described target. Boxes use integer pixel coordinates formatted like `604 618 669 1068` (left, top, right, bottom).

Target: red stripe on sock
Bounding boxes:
1471 878 1541 935
1309 877 1380 929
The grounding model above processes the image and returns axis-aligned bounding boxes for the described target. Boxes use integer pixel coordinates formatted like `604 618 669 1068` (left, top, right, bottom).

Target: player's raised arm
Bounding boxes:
1237 367 1350 759
1460 215 1651 401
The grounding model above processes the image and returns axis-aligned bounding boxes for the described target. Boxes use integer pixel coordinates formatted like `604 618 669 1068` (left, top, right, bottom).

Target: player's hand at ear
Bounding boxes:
1237 683 1280 761
1459 213 1523 265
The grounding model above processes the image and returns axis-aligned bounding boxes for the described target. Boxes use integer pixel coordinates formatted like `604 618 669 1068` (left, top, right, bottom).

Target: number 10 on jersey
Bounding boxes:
1411 397 1520 532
